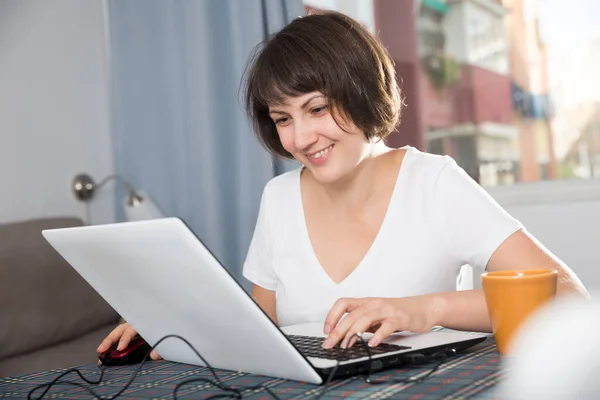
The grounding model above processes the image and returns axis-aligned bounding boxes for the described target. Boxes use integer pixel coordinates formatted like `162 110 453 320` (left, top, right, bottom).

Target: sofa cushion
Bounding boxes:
0 217 121 359
0 323 116 378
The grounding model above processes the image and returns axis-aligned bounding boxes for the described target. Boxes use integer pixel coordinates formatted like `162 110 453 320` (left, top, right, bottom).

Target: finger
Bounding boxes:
323 298 365 335
324 306 377 349
323 308 361 349
368 321 397 347
97 324 125 352
349 322 380 348
150 350 163 360
366 323 382 334
341 313 383 349
117 327 138 351
348 334 360 349
97 324 127 353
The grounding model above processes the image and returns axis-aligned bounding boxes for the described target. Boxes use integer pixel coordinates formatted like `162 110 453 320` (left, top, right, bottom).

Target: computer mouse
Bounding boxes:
98 336 153 366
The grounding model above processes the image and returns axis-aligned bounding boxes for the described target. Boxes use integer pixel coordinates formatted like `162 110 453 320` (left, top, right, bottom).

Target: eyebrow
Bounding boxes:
269 94 325 115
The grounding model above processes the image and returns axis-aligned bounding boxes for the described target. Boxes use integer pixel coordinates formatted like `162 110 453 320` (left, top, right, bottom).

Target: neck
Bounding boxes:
317 141 391 208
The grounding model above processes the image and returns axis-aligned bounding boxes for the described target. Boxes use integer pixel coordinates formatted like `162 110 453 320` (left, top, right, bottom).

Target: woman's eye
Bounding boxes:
274 117 290 125
311 105 327 115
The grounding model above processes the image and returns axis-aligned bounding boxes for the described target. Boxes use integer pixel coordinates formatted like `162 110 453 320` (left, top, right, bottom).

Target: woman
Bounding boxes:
98 10 588 359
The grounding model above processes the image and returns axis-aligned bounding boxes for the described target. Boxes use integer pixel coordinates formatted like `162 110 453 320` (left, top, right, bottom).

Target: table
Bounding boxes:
0 339 504 399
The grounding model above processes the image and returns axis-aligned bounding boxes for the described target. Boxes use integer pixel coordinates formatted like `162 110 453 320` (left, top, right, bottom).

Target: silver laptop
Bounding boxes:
42 217 487 384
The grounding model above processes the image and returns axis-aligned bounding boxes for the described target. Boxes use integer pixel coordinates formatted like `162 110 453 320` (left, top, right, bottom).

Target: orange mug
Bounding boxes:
481 269 558 355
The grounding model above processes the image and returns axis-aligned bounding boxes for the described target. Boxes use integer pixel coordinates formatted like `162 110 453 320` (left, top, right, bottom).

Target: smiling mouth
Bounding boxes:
308 145 334 159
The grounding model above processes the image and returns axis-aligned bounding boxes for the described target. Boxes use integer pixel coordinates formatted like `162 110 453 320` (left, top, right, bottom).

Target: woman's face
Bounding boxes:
268 92 372 184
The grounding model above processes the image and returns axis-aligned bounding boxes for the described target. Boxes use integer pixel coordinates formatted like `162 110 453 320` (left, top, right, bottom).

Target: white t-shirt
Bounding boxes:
243 147 523 327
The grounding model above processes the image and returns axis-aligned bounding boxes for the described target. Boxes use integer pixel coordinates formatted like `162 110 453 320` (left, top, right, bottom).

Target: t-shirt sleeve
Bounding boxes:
242 187 278 291
435 158 524 270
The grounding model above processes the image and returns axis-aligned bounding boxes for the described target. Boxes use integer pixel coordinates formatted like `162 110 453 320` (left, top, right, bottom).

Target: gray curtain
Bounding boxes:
107 0 303 289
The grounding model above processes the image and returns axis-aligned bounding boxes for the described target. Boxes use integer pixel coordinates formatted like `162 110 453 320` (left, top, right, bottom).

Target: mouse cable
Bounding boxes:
314 334 457 400
27 334 282 400
28 333 454 400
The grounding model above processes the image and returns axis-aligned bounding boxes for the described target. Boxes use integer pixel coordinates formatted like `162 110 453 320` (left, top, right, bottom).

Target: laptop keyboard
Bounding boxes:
287 335 411 361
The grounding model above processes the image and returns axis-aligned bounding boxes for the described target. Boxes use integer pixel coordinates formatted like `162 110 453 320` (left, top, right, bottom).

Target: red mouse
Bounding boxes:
98 336 153 366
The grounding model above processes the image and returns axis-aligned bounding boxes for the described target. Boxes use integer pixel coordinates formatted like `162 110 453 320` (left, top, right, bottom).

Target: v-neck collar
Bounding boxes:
295 146 415 287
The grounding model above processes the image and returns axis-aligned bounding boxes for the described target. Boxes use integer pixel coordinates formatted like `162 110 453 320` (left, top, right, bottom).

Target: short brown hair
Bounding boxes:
243 10 402 159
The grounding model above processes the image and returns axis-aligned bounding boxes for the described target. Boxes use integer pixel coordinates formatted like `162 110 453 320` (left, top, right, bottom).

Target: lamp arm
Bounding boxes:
72 173 164 221
95 174 137 195
73 173 144 205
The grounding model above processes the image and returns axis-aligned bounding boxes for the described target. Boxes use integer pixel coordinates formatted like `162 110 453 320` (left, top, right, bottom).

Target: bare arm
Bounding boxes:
433 229 589 332
252 284 279 325
323 229 591 348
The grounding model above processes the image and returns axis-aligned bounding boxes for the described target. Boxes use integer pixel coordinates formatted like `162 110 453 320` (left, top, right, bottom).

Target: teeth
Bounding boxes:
310 145 333 159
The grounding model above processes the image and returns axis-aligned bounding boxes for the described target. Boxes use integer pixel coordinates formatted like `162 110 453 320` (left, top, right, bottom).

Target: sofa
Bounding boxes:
0 217 121 377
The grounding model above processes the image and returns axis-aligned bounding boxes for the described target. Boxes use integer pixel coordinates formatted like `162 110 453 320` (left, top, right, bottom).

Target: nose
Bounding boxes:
293 119 318 151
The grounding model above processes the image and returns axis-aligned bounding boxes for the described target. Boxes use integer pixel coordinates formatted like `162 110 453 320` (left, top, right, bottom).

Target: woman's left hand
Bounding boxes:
321 296 442 349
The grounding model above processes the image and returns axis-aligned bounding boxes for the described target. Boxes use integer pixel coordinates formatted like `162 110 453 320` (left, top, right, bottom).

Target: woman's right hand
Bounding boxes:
96 323 162 360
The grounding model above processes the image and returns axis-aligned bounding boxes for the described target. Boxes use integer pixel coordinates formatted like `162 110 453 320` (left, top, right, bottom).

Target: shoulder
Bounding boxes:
398 146 486 211
400 146 458 186
260 167 302 208
263 167 301 194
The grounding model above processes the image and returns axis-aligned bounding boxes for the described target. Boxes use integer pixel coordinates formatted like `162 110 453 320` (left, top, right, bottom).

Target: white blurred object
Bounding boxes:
456 264 474 291
122 190 164 221
501 292 600 399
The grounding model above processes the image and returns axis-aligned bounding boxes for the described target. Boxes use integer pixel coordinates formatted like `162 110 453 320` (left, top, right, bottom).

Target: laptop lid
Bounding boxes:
42 217 487 384
43 218 322 384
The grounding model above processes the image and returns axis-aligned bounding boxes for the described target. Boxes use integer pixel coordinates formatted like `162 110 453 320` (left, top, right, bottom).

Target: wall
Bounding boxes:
469 65 512 124
485 179 600 291
423 64 512 130
503 0 529 89
444 0 509 74
374 0 425 150
421 70 456 129
464 0 509 75
0 0 115 225
443 0 470 61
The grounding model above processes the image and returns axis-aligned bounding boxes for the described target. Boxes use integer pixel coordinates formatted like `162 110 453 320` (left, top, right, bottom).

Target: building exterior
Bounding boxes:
502 0 557 181
303 0 556 185
422 0 518 185
304 0 376 34
306 0 427 151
